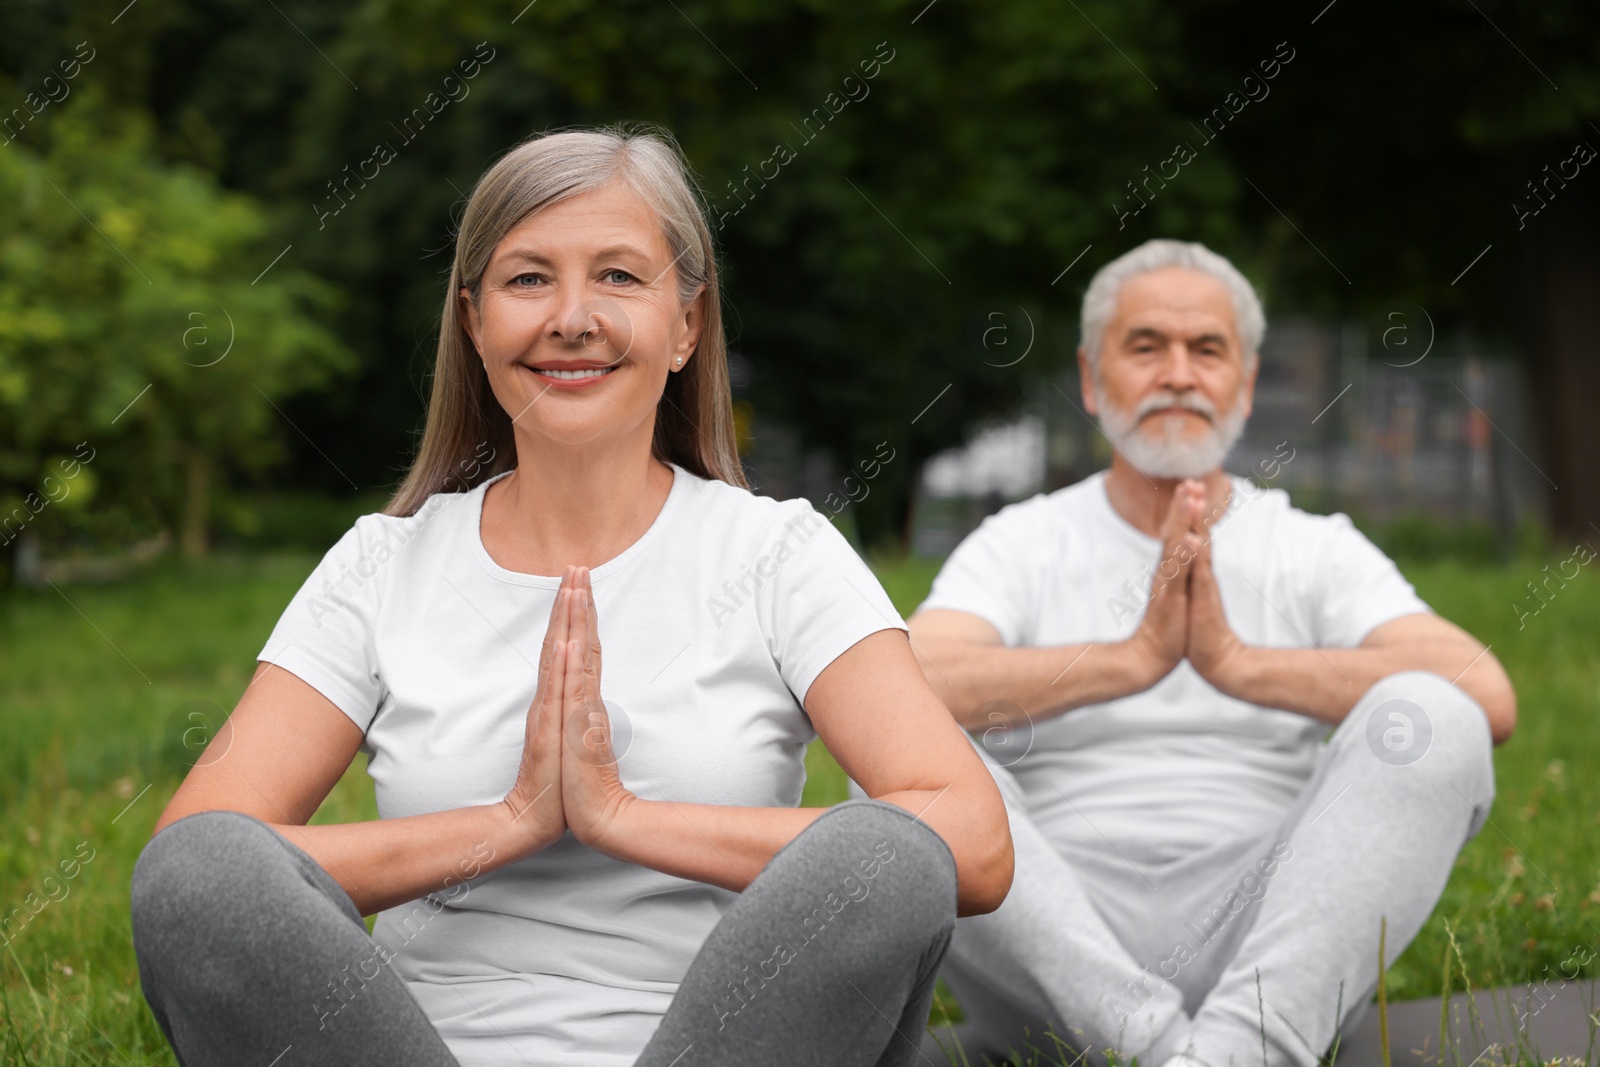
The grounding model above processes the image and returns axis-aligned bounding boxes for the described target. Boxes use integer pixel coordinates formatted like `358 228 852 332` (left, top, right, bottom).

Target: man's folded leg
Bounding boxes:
1181 670 1497 1067
856 743 1194 1067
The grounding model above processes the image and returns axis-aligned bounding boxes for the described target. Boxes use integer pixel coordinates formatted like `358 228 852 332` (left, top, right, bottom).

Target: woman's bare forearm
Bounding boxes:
261 801 532 917
593 783 1010 916
884 781 1013 915
591 798 824 893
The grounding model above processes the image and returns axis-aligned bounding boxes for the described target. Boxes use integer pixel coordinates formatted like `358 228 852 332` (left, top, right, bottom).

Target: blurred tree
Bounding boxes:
4 0 1595 550
94 0 1229 550
1157 0 1600 540
0 84 351 579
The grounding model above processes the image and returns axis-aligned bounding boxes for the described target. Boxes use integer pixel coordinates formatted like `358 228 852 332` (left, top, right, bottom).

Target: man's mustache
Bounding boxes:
1133 391 1215 423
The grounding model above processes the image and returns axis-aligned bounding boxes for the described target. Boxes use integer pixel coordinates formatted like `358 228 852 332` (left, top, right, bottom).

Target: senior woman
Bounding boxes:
128 125 1013 1067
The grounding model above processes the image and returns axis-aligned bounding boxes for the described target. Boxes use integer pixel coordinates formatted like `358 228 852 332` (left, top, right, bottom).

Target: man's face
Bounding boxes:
1081 266 1257 480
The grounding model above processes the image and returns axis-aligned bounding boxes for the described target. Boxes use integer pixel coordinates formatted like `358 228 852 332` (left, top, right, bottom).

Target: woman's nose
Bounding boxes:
547 294 634 361
546 287 602 343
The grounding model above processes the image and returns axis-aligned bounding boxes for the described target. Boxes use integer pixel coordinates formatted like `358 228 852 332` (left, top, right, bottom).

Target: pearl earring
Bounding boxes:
675 357 683 365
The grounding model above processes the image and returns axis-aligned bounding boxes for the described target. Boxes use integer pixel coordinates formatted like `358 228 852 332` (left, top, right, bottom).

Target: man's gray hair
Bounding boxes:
1079 239 1265 375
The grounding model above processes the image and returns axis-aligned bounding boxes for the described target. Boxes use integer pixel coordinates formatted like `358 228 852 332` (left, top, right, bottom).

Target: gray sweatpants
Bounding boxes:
871 670 1495 1067
130 798 957 1067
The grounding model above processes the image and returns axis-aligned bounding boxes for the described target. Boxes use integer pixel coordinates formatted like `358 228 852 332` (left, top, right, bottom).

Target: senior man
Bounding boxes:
898 240 1514 1067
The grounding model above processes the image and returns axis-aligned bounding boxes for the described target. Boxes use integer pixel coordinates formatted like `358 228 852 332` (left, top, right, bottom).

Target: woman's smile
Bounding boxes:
523 360 620 389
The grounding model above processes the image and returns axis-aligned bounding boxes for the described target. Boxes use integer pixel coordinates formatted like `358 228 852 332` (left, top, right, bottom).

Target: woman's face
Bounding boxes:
461 180 703 452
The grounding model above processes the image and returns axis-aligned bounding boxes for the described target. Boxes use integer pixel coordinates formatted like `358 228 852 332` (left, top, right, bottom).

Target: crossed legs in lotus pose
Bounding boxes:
920 670 1495 1067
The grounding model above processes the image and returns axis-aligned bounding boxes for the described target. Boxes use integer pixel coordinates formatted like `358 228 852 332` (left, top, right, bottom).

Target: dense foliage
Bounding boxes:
2 0 1596 561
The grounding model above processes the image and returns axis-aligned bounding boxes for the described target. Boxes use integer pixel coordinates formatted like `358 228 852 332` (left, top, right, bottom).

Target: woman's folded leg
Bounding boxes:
633 798 959 1067
130 809 460 1067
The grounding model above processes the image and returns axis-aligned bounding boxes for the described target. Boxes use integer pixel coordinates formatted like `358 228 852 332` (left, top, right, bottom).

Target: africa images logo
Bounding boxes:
1365 698 1432 766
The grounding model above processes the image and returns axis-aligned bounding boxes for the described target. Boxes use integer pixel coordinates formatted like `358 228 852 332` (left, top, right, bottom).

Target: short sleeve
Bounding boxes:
757 501 908 706
255 514 391 734
915 502 1041 646
1310 512 1432 648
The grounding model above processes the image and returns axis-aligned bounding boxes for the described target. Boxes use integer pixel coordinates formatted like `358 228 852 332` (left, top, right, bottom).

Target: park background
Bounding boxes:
1 0 1597 1063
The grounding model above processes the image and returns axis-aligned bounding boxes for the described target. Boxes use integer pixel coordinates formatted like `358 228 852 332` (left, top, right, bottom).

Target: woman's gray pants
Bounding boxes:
130 799 957 1067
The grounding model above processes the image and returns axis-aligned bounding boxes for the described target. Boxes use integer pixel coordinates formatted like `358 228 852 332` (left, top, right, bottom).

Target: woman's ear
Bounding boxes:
459 287 484 358
672 286 706 371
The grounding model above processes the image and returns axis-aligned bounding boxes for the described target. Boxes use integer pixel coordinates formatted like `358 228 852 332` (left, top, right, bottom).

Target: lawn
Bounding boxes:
1 546 1596 1065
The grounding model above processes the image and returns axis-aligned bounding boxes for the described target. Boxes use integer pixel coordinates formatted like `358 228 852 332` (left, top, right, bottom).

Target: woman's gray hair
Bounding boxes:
454 125 707 310
1078 239 1265 376
384 122 747 517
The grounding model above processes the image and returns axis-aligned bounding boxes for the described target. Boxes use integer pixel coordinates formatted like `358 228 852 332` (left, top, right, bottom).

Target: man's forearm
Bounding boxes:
914 638 1165 729
1218 641 1513 737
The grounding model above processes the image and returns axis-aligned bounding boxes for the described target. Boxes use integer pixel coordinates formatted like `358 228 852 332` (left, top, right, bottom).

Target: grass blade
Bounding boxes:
1379 916 1392 1067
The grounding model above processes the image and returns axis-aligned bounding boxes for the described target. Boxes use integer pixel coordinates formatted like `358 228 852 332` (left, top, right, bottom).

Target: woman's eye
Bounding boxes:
605 269 636 285
511 272 544 287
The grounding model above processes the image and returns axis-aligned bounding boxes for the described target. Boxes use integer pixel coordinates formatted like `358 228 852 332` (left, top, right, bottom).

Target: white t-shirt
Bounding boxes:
256 462 907 1066
917 470 1430 865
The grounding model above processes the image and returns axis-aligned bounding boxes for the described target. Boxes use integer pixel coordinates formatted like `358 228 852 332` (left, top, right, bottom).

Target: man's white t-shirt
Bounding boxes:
256 462 907 1066
917 469 1430 866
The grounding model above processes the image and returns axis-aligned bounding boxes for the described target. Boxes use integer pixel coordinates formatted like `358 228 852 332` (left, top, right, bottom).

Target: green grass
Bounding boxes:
1 548 1596 1065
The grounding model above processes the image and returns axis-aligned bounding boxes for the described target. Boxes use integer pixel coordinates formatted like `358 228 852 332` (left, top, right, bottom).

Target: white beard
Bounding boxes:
1095 383 1248 479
